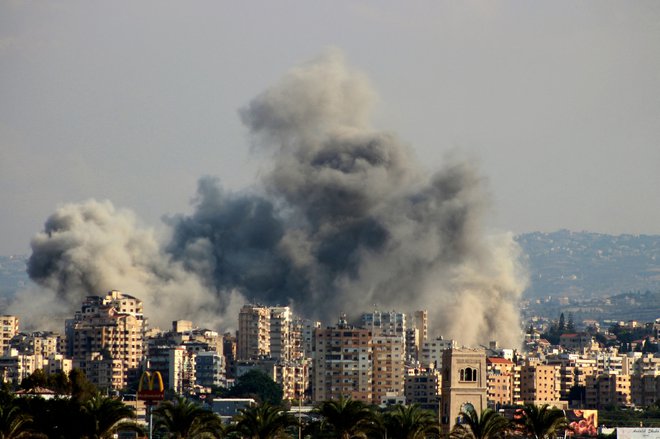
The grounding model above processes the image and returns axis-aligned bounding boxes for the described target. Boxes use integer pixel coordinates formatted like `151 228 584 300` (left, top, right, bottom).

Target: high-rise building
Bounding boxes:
372 335 405 403
405 328 420 362
195 351 225 388
313 317 373 403
169 346 196 394
361 310 406 338
270 307 295 362
413 310 428 342
0 316 19 356
68 291 145 390
300 319 321 358
237 305 271 360
420 337 458 369
440 348 487 433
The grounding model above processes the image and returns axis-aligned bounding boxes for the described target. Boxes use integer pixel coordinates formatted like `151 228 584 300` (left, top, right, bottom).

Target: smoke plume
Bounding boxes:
19 200 243 330
20 49 527 346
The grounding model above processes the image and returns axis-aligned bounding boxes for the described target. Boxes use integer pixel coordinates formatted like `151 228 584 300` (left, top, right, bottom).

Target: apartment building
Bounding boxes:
486 357 516 406
585 374 631 408
67 290 145 390
545 354 596 400
520 362 561 405
195 351 226 388
146 320 225 393
313 319 373 403
361 310 406 338
0 316 19 355
595 352 624 375
277 361 309 401
300 319 321 358
413 310 428 343
404 366 440 411
269 307 305 362
372 335 405 403
627 353 660 376
237 305 271 360
420 337 458 369
405 328 420 362
9 331 62 357
631 372 660 407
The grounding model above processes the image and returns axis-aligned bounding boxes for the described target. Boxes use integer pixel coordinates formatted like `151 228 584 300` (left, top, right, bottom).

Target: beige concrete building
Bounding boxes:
413 310 428 343
68 290 145 390
237 305 271 360
313 321 373 403
1 316 19 356
586 373 631 408
361 310 406 338
486 357 516 406
520 362 561 405
440 348 487 433
421 337 458 369
169 346 196 394
9 331 62 357
269 307 304 362
372 335 405 403
546 355 596 401
595 352 624 375
277 361 309 401
631 372 660 407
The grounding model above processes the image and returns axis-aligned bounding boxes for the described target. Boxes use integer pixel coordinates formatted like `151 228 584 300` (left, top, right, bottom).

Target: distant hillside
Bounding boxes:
516 230 660 299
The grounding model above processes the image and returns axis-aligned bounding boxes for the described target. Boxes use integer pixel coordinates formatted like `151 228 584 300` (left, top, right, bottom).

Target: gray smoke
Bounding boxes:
21 49 527 346
20 199 244 330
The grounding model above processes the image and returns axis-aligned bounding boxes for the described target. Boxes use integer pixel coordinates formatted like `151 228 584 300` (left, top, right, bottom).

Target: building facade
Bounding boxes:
237 305 271 361
440 348 487 433
313 319 373 403
68 291 145 390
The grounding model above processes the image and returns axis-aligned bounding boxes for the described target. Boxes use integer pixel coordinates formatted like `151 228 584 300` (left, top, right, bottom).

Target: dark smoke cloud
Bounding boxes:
19 200 243 330
19 49 527 346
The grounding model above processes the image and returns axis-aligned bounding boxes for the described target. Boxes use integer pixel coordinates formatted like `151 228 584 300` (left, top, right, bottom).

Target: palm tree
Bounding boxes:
314 396 378 439
79 395 138 439
384 404 439 439
514 404 567 439
449 407 509 439
153 395 223 438
0 403 32 439
230 402 297 439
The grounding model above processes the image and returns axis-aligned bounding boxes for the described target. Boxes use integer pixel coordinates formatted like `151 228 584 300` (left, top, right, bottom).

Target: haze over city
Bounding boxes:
1 2 660 343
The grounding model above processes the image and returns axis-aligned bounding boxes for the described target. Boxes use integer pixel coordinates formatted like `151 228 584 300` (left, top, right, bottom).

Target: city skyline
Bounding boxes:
1 2 660 256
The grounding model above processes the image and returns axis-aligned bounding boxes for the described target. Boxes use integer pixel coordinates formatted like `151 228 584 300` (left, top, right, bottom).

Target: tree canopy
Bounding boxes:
225 370 283 405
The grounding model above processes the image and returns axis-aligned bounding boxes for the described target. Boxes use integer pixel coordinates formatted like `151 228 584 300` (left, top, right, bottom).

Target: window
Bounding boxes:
460 367 478 382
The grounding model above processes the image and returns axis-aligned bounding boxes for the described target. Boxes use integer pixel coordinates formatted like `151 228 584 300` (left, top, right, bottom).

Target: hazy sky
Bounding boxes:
1 1 659 255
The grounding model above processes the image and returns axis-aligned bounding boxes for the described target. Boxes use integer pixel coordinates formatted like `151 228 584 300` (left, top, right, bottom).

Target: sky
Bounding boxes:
1 1 659 256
